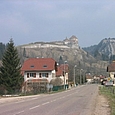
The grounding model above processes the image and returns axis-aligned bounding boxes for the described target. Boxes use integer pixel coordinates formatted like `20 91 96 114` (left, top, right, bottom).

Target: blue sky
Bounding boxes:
0 0 115 47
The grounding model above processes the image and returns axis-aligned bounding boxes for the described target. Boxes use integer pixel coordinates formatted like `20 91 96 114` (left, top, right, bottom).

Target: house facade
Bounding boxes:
56 64 69 86
21 58 58 92
86 73 93 84
21 58 58 82
107 61 115 85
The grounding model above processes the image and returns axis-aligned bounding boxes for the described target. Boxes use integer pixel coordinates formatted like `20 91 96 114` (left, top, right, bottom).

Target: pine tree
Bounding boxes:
0 42 5 59
23 47 26 58
0 39 23 94
59 56 64 65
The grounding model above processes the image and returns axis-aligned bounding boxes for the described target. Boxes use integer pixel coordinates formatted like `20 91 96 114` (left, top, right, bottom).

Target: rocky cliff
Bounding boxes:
83 38 115 61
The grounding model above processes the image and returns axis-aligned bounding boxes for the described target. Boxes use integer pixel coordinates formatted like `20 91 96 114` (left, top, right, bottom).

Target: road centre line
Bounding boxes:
29 105 40 110
42 101 50 105
13 89 78 114
13 110 24 115
29 91 79 110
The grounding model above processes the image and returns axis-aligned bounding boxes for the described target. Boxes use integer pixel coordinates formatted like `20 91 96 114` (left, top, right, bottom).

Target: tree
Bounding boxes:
0 42 5 59
59 56 64 65
0 39 23 94
50 78 63 86
23 47 26 58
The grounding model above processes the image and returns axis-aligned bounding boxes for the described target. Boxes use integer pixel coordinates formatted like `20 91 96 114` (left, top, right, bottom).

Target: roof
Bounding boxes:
107 61 115 72
86 75 93 79
59 64 69 73
56 64 69 77
21 58 57 71
56 66 63 77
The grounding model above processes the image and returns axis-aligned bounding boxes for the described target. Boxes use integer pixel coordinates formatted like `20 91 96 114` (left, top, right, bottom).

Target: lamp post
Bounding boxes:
74 65 77 87
80 69 83 85
64 61 67 89
83 71 86 84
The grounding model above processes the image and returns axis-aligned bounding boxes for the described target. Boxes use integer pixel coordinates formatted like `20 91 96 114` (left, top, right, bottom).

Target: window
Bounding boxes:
30 73 36 77
39 73 41 78
27 73 36 78
30 65 34 68
43 65 47 68
33 73 36 78
39 73 48 78
27 73 29 78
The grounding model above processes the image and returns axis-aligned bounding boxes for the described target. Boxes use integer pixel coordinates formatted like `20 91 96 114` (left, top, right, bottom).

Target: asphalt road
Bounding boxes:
0 84 98 115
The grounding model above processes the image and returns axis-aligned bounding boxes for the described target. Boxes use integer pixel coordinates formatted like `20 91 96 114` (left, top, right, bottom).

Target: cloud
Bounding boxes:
0 0 115 47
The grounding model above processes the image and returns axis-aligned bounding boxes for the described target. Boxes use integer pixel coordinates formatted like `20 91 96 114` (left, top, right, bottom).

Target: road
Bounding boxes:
0 84 98 115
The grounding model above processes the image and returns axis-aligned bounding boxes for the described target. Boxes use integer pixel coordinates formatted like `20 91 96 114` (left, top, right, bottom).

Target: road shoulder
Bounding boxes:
93 92 110 115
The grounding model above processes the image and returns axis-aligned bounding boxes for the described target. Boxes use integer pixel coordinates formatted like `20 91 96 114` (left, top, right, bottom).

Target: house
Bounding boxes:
56 64 69 86
107 61 115 85
86 73 93 84
21 58 58 92
21 58 69 93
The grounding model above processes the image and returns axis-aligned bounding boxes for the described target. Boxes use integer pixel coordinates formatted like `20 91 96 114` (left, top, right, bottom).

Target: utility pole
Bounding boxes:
74 65 77 87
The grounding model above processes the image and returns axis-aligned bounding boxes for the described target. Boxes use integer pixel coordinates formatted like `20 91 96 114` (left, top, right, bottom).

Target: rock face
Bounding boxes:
21 35 79 49
83 38 115 61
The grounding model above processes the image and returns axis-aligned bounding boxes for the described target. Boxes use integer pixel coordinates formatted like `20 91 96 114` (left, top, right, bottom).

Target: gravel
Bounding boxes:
93 93 110 115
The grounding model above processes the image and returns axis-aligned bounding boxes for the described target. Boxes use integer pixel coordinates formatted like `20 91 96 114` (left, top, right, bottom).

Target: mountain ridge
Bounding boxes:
83 38 115 61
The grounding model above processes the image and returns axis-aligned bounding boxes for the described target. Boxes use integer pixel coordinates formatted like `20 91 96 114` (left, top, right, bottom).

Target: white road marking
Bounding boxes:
29 88 80 110
13 110 24 115
29 105 40 110
42 101 50 105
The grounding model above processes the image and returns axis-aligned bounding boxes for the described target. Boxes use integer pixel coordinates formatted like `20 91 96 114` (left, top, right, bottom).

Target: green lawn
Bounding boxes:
99 86 115 115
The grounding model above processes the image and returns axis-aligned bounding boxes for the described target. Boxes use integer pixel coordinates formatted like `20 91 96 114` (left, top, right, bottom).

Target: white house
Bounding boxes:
21 58 58 92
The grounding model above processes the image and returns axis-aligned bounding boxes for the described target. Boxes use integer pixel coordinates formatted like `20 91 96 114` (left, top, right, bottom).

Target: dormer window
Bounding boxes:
43 65 47 68
31 65 34 68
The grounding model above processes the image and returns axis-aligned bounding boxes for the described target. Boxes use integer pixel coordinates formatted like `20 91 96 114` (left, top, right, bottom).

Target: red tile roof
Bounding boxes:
56 66 63 77
59 64 69 73
56 64 69 77
86 75 93 79
21 58 57 71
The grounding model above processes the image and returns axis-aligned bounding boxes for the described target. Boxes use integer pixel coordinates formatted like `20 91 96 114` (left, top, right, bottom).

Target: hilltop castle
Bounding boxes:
21 35 79 49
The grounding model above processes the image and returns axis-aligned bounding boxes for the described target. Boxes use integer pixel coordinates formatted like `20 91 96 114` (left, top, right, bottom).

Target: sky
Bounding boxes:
0 0 115 47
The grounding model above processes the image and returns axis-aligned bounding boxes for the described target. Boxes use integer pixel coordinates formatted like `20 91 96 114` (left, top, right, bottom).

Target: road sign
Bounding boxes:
107 77 112 81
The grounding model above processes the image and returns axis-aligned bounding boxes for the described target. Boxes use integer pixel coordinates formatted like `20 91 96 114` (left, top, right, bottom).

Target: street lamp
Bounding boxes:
64 61 67 89
83 71 86 84
80 69 83 85
74 65 77 87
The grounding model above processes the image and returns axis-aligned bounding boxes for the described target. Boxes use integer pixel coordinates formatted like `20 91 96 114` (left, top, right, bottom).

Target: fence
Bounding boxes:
52 85 69 91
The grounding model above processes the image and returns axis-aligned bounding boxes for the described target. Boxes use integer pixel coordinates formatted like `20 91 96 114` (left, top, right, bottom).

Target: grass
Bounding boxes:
99 86 115 115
